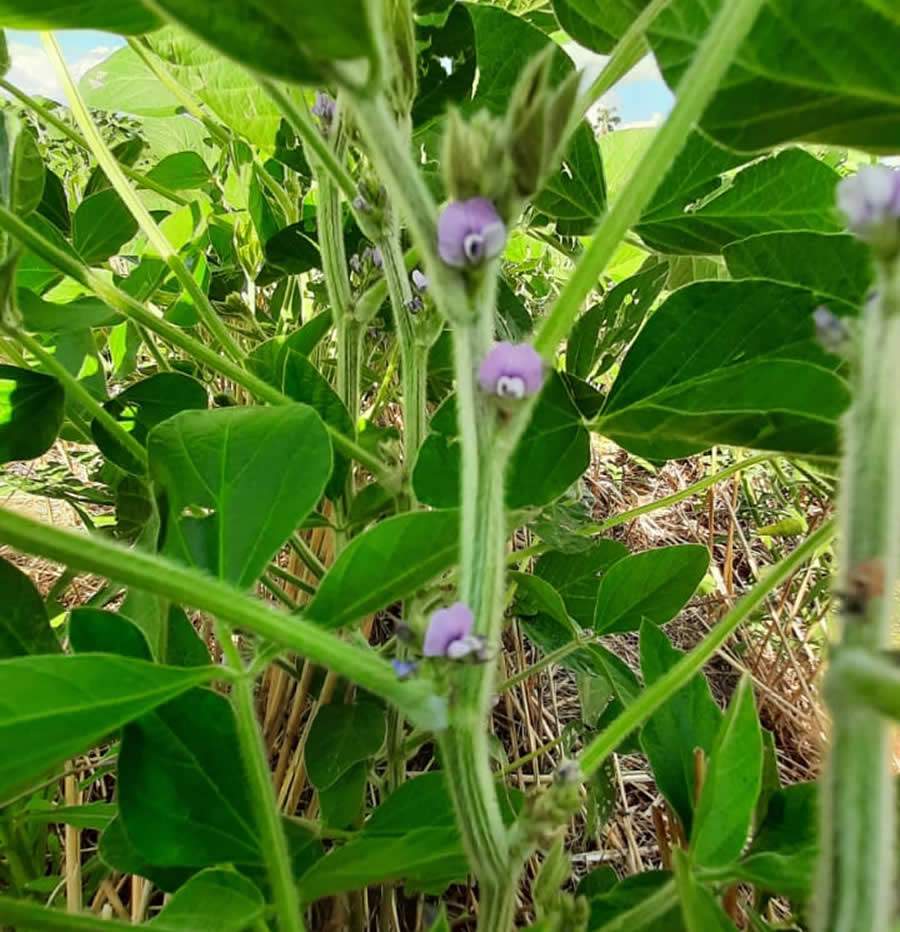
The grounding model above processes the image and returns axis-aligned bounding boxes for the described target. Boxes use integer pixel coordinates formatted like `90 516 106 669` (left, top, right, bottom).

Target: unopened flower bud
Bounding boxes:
813 305 851 354
411 269 428 292
311 92 335 127
837 165 900 253
478 341 545 399
391 659 418 680
438 198 506 268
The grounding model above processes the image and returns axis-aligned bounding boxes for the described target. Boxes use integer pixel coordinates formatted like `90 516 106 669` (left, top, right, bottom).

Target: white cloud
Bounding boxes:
4 42 114 103
565 46 663 92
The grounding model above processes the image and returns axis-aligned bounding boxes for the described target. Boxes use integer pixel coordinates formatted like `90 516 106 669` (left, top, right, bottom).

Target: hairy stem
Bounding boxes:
534 0 767 356
814 260 900 932
41 32 244 364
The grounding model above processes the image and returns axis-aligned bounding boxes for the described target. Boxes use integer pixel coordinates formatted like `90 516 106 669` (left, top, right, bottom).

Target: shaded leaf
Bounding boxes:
0 555 58 658
150 868 265 932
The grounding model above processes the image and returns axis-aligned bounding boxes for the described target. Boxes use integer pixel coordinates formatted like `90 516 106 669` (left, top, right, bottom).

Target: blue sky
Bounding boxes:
4 28 674 126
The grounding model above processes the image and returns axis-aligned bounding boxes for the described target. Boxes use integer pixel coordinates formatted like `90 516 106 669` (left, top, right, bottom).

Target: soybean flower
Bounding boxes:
437 198 506 268
478 341 545 399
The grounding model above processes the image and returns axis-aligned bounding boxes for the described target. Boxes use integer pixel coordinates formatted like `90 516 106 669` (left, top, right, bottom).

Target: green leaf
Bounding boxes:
639 623 721 835
691 678 763 868
84 137 145 198
298 773 468 900
0 555 58 657
36 167 69 234
414 372 590 509
0 111 44 218
636 149 841 256
648 0 900 153
166 606 211 667
587 870 684 932
306 702 386 790
146 152 212 190
0 655 213 801
723 231 873 314
305 510 459 629
673 848 735 932
593 544 709 635
93 372 208 474
318 760 369 830
68 608 153 661
552 0 643 53
119 688 260 866
264 222 321 275
146 0 378 87
80 46 182 118
733 782 818 898
149 405 332 588
567 261 667 380
72 188 139 266
150 868 265 932
533 541 628 628
0 364 64 464
0 0 159 33
24 800 116 831
100 816 196 892
17 287 122 332
594 280 851 460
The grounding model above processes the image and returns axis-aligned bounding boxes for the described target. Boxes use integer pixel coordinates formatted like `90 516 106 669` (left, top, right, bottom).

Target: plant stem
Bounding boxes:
0 202 395 485
578 519 834 777
0 78 188 207
534 0 767 356
496 636 594 694
0 505 446 731
477 881 518 932
814 259 900 932
217 624 305 932
41 32 244 364
12 329 149 471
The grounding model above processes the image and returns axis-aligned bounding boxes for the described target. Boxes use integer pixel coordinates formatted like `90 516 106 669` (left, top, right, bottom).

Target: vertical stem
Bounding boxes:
217 624 305 932
477 881 517 932
64 772 82 913
814 259 900 932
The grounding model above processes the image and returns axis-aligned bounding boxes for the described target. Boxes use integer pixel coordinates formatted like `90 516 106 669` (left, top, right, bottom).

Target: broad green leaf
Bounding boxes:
0 111 44 218
648 0 900 153
145 28 285 151
673 849 734 932
0 0 159 33
80 46 181 118
636 149 841 256
594 280 851 460
691 678 763 868
150 868 265 932
599 126 654 202
0 555 58 657
149 405 332 588
567 261 667 380
146 151 212 190
36 167 69 233
298 773 469 900
139 113 218 165
724 231 873 314
93 372 208 474
732 782 818 898
552 0 642 53
0 364 64 464
306 702 386 790
533 541 628 628
305 510 459 629
17 287 122 332
72 188 139 266
264 222 321 275
0 655 213 801
466 4 606 231
146 0 378 87
84 137 145 198
166 606 211 667
587 870 684 932
318 760 368 830
100 816 196 892
639 623 721 835
593 545 709 635
665 256 727 291
50 329 107 404
68 608 152 661
414 373 590 509
17 213 81 294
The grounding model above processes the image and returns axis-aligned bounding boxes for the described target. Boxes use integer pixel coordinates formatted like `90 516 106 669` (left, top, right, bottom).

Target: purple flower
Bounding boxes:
406 295 424 314
837 165 900 239
437 198 506 268
353 195 371 213
423 602 474 657
478 341 545 399
392 659 418 680
411 269 428 292
311 92 335 123
371 246 383 269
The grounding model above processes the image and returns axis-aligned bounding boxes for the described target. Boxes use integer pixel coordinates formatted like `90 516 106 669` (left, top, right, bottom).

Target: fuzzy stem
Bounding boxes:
11 329 149 471
534 0 767 356
0 505 446 731
813 260 900 932
41 32 244 364
477 881 518 932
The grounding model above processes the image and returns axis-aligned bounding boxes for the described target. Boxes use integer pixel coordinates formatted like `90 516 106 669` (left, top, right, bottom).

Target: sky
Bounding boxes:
4 28 674 127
